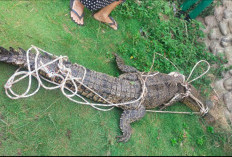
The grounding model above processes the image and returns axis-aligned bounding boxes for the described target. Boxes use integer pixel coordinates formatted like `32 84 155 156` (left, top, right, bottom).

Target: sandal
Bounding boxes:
93 13 118 30
108 16 118 30
70 0 84 26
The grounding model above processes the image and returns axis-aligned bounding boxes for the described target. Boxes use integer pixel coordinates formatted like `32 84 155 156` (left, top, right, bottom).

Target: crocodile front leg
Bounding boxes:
117 105 146 142
113 53 139 73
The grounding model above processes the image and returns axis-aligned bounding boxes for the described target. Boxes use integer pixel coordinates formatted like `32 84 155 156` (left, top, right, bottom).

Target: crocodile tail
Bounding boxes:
0 47 12 62
0 47 26 66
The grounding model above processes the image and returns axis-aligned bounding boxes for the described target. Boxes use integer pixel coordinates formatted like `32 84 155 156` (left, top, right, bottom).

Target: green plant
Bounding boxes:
115 0 222 96
183 123 189 129
171 138 178 146
207 126 215 134
197 137 205 146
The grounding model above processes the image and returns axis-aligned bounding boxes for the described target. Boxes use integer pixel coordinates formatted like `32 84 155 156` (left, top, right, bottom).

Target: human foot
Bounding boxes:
70 0 84 26
93 13 118 30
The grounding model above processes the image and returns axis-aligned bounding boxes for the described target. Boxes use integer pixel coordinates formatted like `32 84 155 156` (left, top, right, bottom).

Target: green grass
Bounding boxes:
0 0 231 156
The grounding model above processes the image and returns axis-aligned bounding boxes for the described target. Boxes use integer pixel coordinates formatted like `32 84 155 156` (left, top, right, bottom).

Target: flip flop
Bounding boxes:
92 13 118 30
70 0 84 26
108 16 118 30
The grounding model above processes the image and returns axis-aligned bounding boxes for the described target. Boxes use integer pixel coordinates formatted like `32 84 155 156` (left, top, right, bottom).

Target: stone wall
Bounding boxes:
196 0 232 127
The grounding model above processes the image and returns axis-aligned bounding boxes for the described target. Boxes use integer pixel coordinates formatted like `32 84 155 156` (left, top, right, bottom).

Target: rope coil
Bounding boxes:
4 45 157 111
4 45 210 115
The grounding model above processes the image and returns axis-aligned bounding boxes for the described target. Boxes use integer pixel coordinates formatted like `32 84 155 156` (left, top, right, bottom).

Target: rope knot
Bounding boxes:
58 58 72 75
4 82 12 89
200 107 209 116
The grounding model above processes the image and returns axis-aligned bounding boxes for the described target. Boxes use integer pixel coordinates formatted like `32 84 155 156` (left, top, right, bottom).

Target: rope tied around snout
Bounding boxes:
184 60 210 116
146 53 210 116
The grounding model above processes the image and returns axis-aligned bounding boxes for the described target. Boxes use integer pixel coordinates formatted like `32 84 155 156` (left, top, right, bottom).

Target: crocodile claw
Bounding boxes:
117 105 146 142
116 133 131 143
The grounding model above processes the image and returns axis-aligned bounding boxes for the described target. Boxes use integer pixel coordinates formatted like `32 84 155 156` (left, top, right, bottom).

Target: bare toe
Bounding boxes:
70 0 84 25
93 14 118 30
71 11 84 25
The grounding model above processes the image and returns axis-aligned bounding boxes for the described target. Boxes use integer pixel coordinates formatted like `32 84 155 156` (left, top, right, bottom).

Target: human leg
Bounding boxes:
93 0 124 30
70 0 85 25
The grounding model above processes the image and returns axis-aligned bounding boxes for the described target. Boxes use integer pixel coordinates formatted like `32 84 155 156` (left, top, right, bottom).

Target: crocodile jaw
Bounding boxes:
182 84 208 114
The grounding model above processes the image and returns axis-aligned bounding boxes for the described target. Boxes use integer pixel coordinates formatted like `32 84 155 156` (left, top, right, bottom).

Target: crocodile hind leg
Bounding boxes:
113 53 139 73
117 105 146 142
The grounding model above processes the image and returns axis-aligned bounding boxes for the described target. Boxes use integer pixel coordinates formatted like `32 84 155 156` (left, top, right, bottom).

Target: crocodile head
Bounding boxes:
182 84 211 116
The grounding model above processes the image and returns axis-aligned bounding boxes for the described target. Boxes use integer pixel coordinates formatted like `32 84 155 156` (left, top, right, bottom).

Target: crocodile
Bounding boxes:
0 46 211 142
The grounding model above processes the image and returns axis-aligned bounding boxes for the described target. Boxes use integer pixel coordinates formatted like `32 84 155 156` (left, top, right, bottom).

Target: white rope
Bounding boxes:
4 46 210 115
4 45 158 112
186 60 211 84
186 60 210 115
146 110 201 115
146 55 211 116
154 52 180 71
